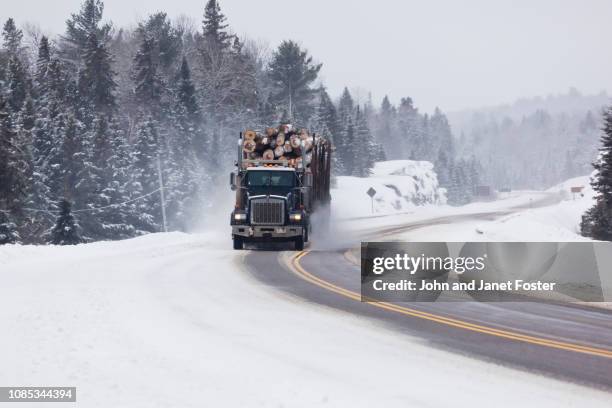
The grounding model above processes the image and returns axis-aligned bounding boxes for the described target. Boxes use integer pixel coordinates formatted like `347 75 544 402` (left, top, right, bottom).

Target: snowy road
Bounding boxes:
0 194 611 406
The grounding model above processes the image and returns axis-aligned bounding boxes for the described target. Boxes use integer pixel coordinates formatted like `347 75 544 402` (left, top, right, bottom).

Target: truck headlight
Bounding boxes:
234 213 247 221
289 213 302 222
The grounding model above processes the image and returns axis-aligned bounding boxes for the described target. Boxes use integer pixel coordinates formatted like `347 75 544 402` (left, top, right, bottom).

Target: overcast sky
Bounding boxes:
3 0 612 112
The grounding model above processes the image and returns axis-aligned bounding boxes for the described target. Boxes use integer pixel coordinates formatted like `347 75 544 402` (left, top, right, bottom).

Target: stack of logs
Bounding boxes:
241 125 318 168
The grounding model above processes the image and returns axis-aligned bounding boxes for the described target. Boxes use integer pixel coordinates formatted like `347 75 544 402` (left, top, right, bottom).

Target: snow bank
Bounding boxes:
332 160 445 219
477 175 595 241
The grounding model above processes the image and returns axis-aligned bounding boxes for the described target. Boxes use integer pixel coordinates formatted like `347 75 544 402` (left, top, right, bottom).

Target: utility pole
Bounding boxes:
157 154 168 233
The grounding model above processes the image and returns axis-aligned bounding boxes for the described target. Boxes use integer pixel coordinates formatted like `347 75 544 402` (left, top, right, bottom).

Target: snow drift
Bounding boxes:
332 160 445 218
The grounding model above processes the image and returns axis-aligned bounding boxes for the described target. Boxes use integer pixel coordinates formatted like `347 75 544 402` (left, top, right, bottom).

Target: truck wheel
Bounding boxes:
233 237 244 250
294 235 304 251
304 226 309 243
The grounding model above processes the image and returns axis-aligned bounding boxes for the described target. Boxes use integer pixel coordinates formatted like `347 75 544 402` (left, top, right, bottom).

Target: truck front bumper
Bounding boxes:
232 225 303 240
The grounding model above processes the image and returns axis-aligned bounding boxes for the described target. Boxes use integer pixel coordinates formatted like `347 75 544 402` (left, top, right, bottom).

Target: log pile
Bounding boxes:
241 124 320 168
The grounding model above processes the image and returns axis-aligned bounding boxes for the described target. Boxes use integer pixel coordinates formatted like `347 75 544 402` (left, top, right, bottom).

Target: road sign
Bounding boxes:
570 186 584 193
570 186 584 200
366 187 376 214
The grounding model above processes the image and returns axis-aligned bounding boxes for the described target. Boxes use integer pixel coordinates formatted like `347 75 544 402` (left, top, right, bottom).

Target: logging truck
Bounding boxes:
229 125 332 250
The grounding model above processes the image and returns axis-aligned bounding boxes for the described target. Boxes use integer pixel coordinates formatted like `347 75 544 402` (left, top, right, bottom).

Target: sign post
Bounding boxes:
366 187 376 214
570 186 584 200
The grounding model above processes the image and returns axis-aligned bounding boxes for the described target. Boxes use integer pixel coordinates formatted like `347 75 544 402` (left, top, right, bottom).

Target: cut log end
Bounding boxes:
244 130 257 141
242 140 256 153
262 149 275 160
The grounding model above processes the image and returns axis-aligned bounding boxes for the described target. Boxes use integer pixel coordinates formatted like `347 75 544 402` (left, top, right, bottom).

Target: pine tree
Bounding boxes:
0 95 28 216
202 0 233 50
0 212 19 244
581 106 612 240
338 87 354 123
57 114 92 205
78 33 117 120
136 12 183 76
34 36 51 89
132 35 165 116
130 118 161 233
4 55 29 115
429 107 454 163
2 18 23 57
375 95 395 158
340 114 356 176
435 148 451 187
352 106 376 177
268 40 321 122
61 0 113 66
49 199 81 245
165 57 203 230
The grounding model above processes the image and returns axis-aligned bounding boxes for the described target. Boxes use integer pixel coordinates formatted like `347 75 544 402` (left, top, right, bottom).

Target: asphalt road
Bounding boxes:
244 195 612 391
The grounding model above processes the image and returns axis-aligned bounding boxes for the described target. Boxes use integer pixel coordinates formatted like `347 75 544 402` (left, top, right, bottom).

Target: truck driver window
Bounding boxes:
247 171 295 187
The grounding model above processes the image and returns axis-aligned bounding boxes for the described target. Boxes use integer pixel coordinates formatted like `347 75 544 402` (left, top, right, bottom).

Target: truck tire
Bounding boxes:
294 235 304 251
304 226 309 243
233 237 244 250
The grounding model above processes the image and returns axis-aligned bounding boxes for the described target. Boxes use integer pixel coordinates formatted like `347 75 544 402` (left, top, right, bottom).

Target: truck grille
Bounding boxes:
250 198 285 225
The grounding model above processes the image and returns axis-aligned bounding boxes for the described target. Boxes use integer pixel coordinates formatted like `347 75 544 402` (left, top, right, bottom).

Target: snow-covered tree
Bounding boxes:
581 106 612 240
268 40 321 122
78 32 117 120
49 199 81 245
60 0 113 67
0 212 19 244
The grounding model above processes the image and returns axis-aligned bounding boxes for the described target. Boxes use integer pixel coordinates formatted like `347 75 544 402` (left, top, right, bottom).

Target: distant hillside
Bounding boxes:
447 88 610 136
447 89 610 189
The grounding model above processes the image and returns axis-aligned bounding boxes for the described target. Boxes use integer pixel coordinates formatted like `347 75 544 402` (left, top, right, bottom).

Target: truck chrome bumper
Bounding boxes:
232 225 303 239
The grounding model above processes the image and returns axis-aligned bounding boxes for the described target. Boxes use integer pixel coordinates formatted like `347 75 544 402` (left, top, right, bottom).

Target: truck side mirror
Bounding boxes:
230 172 236 191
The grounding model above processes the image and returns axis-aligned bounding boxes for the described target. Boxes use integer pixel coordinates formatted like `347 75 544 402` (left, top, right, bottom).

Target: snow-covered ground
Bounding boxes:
330 159 594 242
396 176 594 242
0 231 610 407
332 160 445 218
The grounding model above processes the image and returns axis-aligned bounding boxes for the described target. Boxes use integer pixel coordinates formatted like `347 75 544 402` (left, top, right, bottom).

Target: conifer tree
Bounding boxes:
130 118 161 233
137 12 182 76
353 106 376 177
34 36 51 89
0 212 19 244
61 0 113 66
202 0 233 50
2 18 23 57
165 57 203 230
268 40 321 122
0 95 28 216
49 199 81 245
581 106 612 240
133 35 164 113
78 32 117 120
338 87 354 124
4 56 29 115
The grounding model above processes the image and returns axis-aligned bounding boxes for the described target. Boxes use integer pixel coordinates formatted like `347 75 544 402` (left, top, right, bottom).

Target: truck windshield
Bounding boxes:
247 171 295 187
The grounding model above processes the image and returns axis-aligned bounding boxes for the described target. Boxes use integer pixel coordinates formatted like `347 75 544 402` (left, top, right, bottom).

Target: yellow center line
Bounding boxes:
289 250 612 359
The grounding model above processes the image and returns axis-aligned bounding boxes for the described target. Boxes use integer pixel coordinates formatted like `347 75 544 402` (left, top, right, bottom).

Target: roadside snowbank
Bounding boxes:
392 176 595 242
474 176 595 241
332 160 445 218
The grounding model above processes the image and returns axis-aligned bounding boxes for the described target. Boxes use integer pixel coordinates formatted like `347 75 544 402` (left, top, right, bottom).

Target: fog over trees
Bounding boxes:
0 0 607 244
449 90 609 189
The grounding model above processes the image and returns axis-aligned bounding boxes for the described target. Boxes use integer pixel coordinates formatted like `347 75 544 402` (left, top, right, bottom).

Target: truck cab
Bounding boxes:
230 166 309 250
